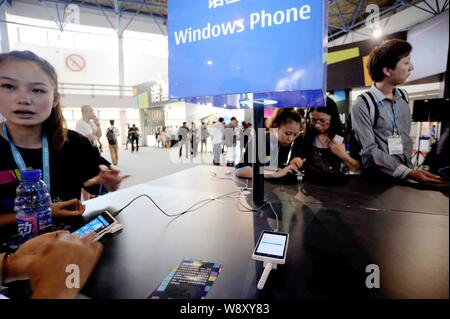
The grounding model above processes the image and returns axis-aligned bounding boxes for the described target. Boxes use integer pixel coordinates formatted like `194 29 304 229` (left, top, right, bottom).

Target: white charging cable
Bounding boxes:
257 262 274 290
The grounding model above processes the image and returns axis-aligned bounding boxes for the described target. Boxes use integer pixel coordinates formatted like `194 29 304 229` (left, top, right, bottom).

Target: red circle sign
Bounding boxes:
65 54 86 72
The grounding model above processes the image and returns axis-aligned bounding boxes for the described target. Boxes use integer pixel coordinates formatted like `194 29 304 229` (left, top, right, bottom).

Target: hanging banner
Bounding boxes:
169 0 327 107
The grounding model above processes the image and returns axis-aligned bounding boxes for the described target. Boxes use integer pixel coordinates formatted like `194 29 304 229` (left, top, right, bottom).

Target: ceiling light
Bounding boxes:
373 28 383 38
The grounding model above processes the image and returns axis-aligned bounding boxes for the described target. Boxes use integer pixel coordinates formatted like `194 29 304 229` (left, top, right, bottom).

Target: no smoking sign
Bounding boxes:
65 54 86 72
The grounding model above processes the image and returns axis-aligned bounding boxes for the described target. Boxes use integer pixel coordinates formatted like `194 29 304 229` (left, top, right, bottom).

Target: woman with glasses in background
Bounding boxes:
295 97 361 184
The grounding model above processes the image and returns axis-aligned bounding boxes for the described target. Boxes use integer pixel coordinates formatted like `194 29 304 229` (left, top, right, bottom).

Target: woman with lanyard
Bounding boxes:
0 51 127 228
296 97 361 184
235 108 305 179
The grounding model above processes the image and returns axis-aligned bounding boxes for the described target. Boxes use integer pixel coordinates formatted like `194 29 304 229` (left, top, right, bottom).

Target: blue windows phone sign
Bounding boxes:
169 0 327 107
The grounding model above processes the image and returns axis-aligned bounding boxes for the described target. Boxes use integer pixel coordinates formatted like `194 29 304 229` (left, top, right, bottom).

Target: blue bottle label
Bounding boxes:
17 215 39 241
36 206 53 233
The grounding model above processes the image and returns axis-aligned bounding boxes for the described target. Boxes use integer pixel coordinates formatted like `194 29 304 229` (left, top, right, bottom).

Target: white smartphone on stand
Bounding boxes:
252 231 289 289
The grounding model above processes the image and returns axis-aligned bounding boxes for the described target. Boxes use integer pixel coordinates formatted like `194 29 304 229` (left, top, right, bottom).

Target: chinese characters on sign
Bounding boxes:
18 221 32 237
209 0 240 10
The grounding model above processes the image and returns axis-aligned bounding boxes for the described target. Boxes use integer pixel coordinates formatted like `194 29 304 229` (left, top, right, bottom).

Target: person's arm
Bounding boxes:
289 157 306 170
76 121 97 144
93 118 102 139
2 231 69 284
0 199 86 228
83 120 101 142
407 170 448 187
0 199 86 227
29 233 103 299
351 99 410 179
75 133 126 194
264 162 299 179
2 232 102 299
51 199 85 218
235 166 252 178
329 140 361 172
1 252 8 285
0 213 17 227
235 160 303 179
75 134 103 195
83 164 129 192
235 166 293 179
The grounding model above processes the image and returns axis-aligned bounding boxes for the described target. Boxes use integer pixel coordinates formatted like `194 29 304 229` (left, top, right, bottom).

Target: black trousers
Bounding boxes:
131 137 139 152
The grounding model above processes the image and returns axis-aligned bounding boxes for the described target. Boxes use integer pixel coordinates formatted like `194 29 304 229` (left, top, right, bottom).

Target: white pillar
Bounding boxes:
0 5 10 53
118 34 125 98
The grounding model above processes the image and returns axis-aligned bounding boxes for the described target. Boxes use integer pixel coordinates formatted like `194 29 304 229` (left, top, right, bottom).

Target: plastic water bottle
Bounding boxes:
15 169 53 243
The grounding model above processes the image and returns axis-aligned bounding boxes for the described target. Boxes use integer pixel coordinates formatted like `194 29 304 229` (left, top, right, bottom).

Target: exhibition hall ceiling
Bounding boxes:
34 0 440 39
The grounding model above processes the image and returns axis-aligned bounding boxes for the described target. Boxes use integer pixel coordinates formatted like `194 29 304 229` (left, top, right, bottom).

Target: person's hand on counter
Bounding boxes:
30 233 103 299
407 169 448 187
3 231 69 283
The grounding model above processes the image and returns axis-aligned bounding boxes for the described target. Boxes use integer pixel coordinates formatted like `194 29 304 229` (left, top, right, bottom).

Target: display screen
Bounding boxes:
255 232 288 259
73 213 112 238
169 0 327 102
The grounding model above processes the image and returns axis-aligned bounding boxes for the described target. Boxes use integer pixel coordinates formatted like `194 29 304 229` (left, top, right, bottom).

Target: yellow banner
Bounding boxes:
328 47 360 65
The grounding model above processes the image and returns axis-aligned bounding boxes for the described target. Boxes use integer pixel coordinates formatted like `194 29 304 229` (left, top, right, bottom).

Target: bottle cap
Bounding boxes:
21 169 42 181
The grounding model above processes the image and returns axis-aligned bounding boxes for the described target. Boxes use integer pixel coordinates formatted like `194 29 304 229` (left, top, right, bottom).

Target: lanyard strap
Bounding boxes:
284 142 295 166
380 100 399 135
313 138 328 161
2 122 51 193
